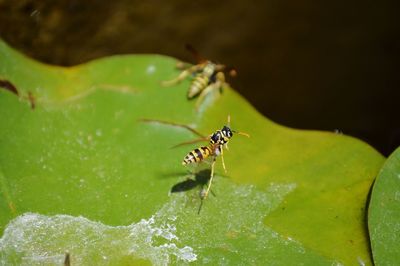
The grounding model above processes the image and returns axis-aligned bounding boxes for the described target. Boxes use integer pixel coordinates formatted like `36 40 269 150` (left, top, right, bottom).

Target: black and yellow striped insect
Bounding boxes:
182 118 249 199
162 45 236 110
182 124 234 167
141 116 249 200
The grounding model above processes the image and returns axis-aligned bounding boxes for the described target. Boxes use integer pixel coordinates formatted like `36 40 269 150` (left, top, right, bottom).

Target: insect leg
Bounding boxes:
197 199 204 214
217 72 227 95
64 252 70 266
195 71 226 111
203 158 216 199
220 147 227 173
175 61 192 70
161 70 191 86
194 81 221 111
216 71 226 83
162 64 204 87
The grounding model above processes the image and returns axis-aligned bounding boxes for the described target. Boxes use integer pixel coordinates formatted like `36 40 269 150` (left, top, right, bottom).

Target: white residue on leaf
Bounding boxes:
0 179 332 265
96 129 102 137
395 191 400 201
0 206 197 265
357 256 366 266
146 65 156 75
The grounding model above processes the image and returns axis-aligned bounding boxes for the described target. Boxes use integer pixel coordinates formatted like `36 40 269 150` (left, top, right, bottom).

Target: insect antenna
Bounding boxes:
227 115 250 137
232 130 250 138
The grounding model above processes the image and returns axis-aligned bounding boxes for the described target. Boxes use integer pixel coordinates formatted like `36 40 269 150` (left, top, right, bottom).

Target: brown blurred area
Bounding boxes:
0 0 399 155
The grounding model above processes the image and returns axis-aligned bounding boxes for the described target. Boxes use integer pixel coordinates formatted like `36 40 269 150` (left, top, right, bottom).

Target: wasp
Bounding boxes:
182 122 249 199
162 45 237 110
141 116 249 200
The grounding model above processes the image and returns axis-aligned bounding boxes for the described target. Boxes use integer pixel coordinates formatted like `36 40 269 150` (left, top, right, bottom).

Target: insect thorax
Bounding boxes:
202 62 216 77
210 128 232 145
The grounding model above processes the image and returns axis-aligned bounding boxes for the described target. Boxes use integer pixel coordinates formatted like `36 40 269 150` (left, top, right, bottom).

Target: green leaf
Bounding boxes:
0 40 384 265
369 147 400 265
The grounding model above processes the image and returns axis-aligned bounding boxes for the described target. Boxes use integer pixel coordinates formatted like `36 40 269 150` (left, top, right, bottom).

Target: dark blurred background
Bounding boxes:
0 0 399 156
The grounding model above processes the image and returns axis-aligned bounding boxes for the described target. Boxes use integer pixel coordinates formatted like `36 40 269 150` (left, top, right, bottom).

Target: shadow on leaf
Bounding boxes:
170 169 211 193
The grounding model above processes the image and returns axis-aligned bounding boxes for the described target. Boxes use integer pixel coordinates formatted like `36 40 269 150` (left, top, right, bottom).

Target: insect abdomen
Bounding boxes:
188 76 209 98
182 146 212 165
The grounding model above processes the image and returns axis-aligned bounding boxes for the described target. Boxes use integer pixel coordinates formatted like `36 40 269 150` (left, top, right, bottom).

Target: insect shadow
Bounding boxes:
170 169 212 194
64 252 70 266
170 169 217 214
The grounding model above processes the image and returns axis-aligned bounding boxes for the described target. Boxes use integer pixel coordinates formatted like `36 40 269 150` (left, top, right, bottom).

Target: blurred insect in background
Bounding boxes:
162 45 237 110
141 116 249 200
